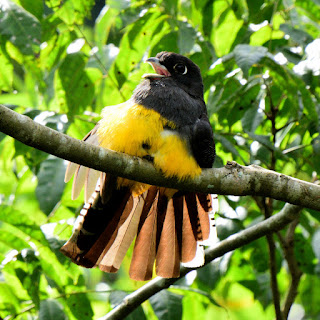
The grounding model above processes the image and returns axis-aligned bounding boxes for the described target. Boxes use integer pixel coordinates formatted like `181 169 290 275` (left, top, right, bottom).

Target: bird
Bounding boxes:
60 51 217 281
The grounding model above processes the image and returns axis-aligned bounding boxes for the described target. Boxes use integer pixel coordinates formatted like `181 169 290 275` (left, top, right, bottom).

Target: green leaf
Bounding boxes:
300 275 320 316
240 273 272 309
280 24 313 47
94 6 118 50
312 228 320 262
163 0 178 16
177 21 197 54
233 44 268 77
247 0 264 23
312 136 320 156
214 8 243 56
294 232 317 274
54 53 103 115
149 290 183 320
109 11 164 89
15 249 42 307
215 134 246 163
197 253 232 291
241 105 264 132
39 299 67 320
49 0 94 26
0 39 13 91
0 0 40 55
0 283 21 316
0 206 47 244
36 156 67 215
64 285 94 320
0 229 30 250
16 0 43 21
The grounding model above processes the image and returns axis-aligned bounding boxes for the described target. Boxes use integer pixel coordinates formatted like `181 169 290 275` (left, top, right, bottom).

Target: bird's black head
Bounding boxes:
143 51 204 99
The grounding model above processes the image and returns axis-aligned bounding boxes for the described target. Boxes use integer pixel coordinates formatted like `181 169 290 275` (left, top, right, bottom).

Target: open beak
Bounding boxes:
142 57 171 79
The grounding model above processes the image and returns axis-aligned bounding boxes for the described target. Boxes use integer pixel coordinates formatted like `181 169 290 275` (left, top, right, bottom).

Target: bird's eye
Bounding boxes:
173 63 187 75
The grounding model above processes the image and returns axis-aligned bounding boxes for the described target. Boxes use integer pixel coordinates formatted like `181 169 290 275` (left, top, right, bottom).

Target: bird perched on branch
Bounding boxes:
61 51 217 281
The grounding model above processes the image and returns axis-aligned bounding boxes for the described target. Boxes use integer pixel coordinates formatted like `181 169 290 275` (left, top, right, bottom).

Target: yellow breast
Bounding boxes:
97 102 201 185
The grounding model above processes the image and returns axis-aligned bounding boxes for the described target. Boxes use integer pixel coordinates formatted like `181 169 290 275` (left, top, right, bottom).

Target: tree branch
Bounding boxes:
98 203 301 320
1 105 320 211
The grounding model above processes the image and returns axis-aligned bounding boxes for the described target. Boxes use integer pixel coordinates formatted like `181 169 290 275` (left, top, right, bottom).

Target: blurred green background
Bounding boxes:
0 0 320 319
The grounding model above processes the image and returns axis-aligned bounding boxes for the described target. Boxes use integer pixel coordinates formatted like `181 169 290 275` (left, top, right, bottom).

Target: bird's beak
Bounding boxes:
142 57 171 79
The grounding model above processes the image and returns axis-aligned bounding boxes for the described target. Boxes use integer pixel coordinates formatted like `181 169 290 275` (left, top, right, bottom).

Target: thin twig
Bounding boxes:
264 198 284 320
279 217 303 319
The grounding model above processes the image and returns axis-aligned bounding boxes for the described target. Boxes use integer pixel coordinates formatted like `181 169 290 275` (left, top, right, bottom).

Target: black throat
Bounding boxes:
132 78 206 128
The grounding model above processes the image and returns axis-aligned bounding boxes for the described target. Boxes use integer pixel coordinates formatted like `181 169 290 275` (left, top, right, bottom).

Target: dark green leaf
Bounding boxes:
240 273 272 309
294 232 316 274
149 290 183 320
241 105 264 132
39 299 67 320
280 24 313 47
16 250 41 307
0 0 40 55
197 253 232 290
177 21 197 54
64 286 94 320
36 156 67 215
233 44 268 77
300 275 320 316
17 0 43 21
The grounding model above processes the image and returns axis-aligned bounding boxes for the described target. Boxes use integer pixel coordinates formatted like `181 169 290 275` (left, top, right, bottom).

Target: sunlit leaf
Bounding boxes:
54 53 103 115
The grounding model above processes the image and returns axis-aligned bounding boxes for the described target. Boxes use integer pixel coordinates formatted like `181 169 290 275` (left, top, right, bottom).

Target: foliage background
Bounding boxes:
0 0 320 319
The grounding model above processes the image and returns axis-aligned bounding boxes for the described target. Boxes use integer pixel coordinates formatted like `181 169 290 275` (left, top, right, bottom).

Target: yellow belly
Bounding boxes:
97 102 201 193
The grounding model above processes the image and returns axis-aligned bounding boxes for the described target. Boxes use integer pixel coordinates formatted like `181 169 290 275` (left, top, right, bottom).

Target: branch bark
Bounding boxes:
98 203 301 320
1 105 320 211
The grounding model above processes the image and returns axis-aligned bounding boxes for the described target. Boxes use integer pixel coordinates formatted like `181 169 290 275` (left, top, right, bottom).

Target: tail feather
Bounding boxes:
155 199 180 278
79 190 132 268
196 193 211 240
85 169 100 203
61 177 217 280
129 187 159 280
180 196 198 263
65 126 100 199
99 194 146 272
199 194 218 247
72 166 89 200
65 161 79 183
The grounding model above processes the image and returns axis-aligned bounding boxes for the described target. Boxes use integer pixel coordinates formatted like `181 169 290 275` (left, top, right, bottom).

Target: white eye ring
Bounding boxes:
174 63 187 75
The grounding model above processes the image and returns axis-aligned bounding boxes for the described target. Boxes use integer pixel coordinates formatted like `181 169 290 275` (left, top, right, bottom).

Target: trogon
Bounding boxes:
61 51 217 281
